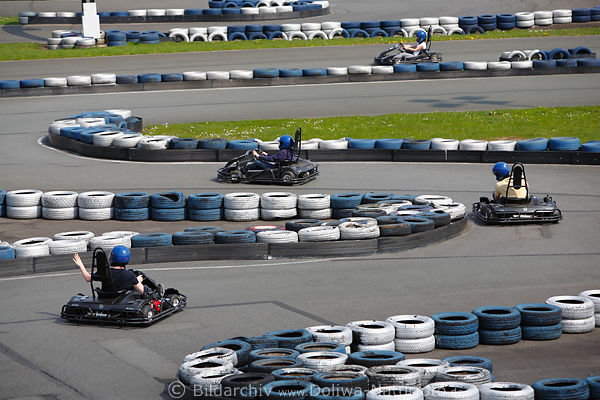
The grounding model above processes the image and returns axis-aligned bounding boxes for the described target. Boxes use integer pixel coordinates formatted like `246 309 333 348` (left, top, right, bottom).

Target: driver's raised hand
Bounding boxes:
252 150 259 157
261 151 267 156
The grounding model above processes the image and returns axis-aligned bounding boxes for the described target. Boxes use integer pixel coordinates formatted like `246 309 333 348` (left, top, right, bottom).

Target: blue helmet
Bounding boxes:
279 135 294 150
492 162 510 181
416 30 427 43
109 245 130 265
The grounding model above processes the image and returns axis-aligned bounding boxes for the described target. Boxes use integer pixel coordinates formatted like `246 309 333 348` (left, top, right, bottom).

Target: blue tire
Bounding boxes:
396 216 434 233
431 312 479 335
533 60 557 68
515 138 548 151
349 29 369 38
227 140 258 150
341 21 361 29
478 14 496 24
107 41 127 47
197 138 228 149
578 58 600 67
435 332 479 349
310 388 365 400
375 139 404 149
114 207 150 221
110 11 128 16
402 139 431 149
151 208 185 221
413 211 451 228
263 24 282 32
572 15 591 22
514 303 562 326
497 22 516 30
115 192 150 208
295 342 346 354
131 233 172 247
478 327 521 345
116 75 138 84
440 62 464 71
248 32 268 40
267 31 287 40
380 20 401 28
571 46 592 56
267 329 312 349
0 189 5 205
188 208 223 221
330 193 364 209
458 16 478 27
348 139 376 149
161 73 183 82
106 32 126 41
496 13 516 23
0 246 16 260
556 59 577 67
204 9 223 15
279 69 304 77
521 323 562 341
302 68 327 77
126 30 141 40
222 8 241 14
385 27 406 36
472 306 521 330
240 334 279 350
188 193 224 209
573 8 592 16
172 231 214 245
368 29 388 37
581 140 600 152
532 379 589 400
346 351 405 367
360 21 380 29
363 192 394 203
585 377 600 400
548 48 571 60
393 64 417 73
479 23 497 31
150 191 186 208
548 137 580 151
444 356 492 372
214 230 256 244
465 25 485 34
253 68 279 78
185 226 223 234
138 73 162 83
201 339 252 365
60 126 85 139
292 4 308 11
0 80 20 90
170 138 198 149
228 25 245 33
184 9 204 15
20 79 44 88
249 348 299 362
260 380 316 399
245 24 262 33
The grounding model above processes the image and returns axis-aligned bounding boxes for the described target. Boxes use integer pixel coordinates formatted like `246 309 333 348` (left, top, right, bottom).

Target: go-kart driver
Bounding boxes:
73 245 163 296
492 161 528 201
241 134 294 174
394 30 427 62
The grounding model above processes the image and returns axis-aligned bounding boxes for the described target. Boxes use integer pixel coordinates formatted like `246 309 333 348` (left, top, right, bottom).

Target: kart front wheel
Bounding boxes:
141 305 154 320
167 294 181 308
281 171 297 183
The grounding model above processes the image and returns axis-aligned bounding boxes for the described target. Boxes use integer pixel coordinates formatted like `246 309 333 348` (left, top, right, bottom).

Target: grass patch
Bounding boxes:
145 106 600 143
0 17 18 25
0 27 598 61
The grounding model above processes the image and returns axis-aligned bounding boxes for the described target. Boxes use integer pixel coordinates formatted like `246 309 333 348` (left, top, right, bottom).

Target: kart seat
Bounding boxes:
90 248 130 299
500 163 530 204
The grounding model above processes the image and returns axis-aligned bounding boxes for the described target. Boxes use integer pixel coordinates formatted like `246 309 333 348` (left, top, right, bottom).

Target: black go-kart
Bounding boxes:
217 127 319 185
473 163 562 224
61 248 186 326
373 26 442 65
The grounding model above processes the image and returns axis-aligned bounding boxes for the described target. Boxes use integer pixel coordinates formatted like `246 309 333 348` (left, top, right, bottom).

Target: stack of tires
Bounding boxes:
515 303 563 341
131 233 173 247
579 290 600 327
365 365 422 389
150 191 186 221
306 325 353 354
224 192 260 221
386 315 436 354
330 192 364 219
260 192 297 220
396 358 450 387
106 31 127 47
173 227 221 245
41 191 78 220
50 231 90 255
5 190 43 219
78 191 114 220
347 320 395 352
188 193 224 221
114 192 151 221
13 237 52 258
431 312 479 349
546 295 596 334
533 378 591 400
89 231 136 254
297 193 331 219
434 365 492 386
472 306 522 345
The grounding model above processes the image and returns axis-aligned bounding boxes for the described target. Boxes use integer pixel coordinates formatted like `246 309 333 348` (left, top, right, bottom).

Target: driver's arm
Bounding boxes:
133 282 144 293
73 253 91 282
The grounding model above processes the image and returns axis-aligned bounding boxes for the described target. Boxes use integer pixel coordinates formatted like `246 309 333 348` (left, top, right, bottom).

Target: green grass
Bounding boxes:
145 106 600 143
0 27 598 61
0 17 18 25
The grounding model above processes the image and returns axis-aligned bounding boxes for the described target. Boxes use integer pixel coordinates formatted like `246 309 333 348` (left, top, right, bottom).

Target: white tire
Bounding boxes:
52 29 68 38
261 192 297 209
189 33 208 42
113 134 144 148
561 317 596 333
76 37 96 47
535 18 553 26
128 9 147 16
60 37 78 46
371 66 394 75
67 75 92 86
430 139 459 150
189 370 241 395
224 192 260 209
339 222 380 240
321 21 342 30
58 12 76 17
208 32 228 42
104 109 131 119
276 5 293 13
430 26 447 35
553 9 572 17
178 358 234 386
47 37 62 44
459 139 488 151
230 70 254 79
224 208 260 222
414 195 453 207
298 194 330 209
487 139 517 151
241 7 260 15
396 359 450 387
596 314 600 327
91 73 116 85
478 382 534 400
524 50 542 60
463 61 487 71
256 230 298 243
37 12 57 17
288 31 307 40
395 210 423 217
14 240 50 258
169 32 189 42
301 140 319 150
42 207 78 220
394 336 435 353
534 11 552 19
302 22 321 31
6 206 41 219
6 190 42 207
400 18 420 27
189 27 208 35
438 16 458 25
102 231 139 239
366 366 422 388
408 28 426 37
511 61 533 69
53 231 95 244
308 30 328 40
326 28 346 39
356 342 395 351
49 239 88 255
183 347 238 366
259 141 280 151
298 351 347 370
487 61 511 71
183 71 207 81
579 290 600 313
259 6 277 14
420 17 439 26
422 382 479 399
338 217 377 227
312 0 329 9
89 235 131 253
19 17 29 24
298 208 332 219
93 131 124 146
367 386 423 400
207 71 230 80
553 16 572 24
48 119 78 134
208 26 227 34
41 191 78 208
166 9 185 16
435 203 466 220
326 67 348 76
281 23 301 32
147 9 166 16
386 315 435 339
435 366 491 386
77 192 114 208
137 138 169 150
44 77 68 87
261 208 297 220
515 12 534 21
545 295 595 319
516 20 535 28
76 117 105 128
348 65 372 75
298 226 340 242
347 320 395 345
169 28 188 35
306 325 353 345
78 207 113 220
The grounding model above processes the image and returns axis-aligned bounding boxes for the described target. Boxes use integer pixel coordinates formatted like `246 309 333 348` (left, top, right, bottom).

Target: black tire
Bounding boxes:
220 372 275 398
249 348 300 363
141 305 153 320
167 293 181 308
281 171 297 183
378 223 412 237
249 358 303 373
311 372 369 391
285 219 324 232
346 351 405 368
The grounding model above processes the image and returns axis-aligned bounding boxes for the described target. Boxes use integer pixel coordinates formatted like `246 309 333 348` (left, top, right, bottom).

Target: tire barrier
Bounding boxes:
546 295 596 334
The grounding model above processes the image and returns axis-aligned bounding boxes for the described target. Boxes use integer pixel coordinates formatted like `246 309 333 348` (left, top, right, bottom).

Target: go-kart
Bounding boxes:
472 163 562 224
217 127 319 185
373 26 442 65
60 248 186 326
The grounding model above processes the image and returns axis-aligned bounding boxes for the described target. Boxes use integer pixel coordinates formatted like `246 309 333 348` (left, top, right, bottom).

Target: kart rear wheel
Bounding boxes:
281 171 297 183
141 305 154 320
